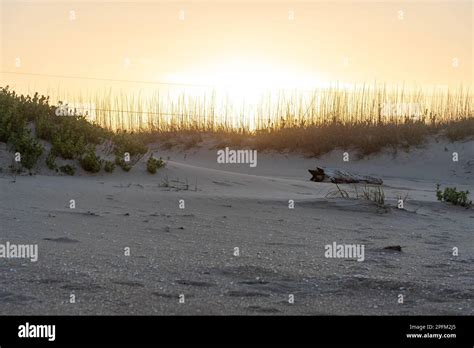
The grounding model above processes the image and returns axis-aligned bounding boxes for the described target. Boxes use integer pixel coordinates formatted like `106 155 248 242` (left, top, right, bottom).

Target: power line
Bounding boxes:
0 70 216 88
0 70 322 93
67 106 212 119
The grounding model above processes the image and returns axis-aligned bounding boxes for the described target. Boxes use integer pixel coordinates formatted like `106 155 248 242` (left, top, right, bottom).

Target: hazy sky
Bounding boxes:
0 0 472 95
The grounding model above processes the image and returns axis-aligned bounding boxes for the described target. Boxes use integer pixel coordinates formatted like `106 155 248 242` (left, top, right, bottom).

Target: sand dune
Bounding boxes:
0 138 473 315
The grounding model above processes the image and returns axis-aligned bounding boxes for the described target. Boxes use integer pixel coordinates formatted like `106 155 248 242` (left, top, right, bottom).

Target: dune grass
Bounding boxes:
0 84 473 173
63 83 473 132
54 82 473 156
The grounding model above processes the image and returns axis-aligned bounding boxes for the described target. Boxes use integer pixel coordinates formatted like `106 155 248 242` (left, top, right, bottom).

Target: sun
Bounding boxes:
167 58 327 105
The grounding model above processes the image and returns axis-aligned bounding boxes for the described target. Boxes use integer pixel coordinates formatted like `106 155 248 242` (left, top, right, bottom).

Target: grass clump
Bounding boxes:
112 131 148 171
10 131 43 170
104 160 116 173
59 164 75 176
46 150 57 170
113 131 147 157
326 183 386 208
146 153 165 174
361 185 385 206
80 150 102 173
115 156 131 172
436 184 472 208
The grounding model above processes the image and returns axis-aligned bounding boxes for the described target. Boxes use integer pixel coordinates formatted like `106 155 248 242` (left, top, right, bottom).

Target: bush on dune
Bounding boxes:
104 160 116 173
59 164 75 176
46 150 57 170
146 153 165 174
0 86 144 174
113 131 148 158
10 130 44 170
115 156 132 172
80 150 102 173
436 184 472 208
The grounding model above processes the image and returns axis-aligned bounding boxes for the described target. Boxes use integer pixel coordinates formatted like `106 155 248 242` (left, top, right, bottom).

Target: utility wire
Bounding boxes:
0 70 215 88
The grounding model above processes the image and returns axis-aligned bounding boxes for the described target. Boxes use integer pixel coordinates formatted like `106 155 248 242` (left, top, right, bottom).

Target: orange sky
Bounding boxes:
0 0 472 95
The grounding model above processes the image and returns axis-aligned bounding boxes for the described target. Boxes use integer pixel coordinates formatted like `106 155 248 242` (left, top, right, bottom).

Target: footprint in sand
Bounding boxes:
61 283 103 291
227 290 270 298
175 279 215 287
43 237 80 243
212 181 233 187
151 292 176 299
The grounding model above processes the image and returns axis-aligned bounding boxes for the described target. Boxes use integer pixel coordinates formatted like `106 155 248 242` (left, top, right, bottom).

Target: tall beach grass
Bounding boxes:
49 83 472 133
1 82 473 172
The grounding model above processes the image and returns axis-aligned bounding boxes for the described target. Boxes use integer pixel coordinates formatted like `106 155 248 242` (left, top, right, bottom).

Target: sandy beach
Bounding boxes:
0 137 472 315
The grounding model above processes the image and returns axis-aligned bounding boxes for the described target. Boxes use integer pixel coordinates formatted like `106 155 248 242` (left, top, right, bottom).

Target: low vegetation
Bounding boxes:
80 150 102 173
54 82 473 158
0 86 164 175
148 118 474 157
328 183 386 207
10 131 43 170
115 156 132 172
46 150 58 171
59 164 75 176
436 184 472 208
0 85 472 175
103 160 115 173
146 153 165 174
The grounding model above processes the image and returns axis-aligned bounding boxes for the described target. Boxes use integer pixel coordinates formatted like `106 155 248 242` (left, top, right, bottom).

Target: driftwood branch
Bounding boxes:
308 167 383 185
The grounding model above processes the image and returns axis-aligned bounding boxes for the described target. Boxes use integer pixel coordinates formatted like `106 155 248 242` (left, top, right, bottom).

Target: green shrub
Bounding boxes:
113 131 148 157
35 113 56 142
80 151 102 173
0 88 52 143
112 132 147 172
115 156 131 172
436 184 472 208
146 153 165 174
59 164 75 176
46 150 57 170
104 160 116 173
11 131 44 170
435 184 443 201
0 87 118 175
51 131 87 160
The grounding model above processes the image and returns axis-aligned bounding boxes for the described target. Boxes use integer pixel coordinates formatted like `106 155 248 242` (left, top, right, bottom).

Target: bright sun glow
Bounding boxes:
167 58 329 104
